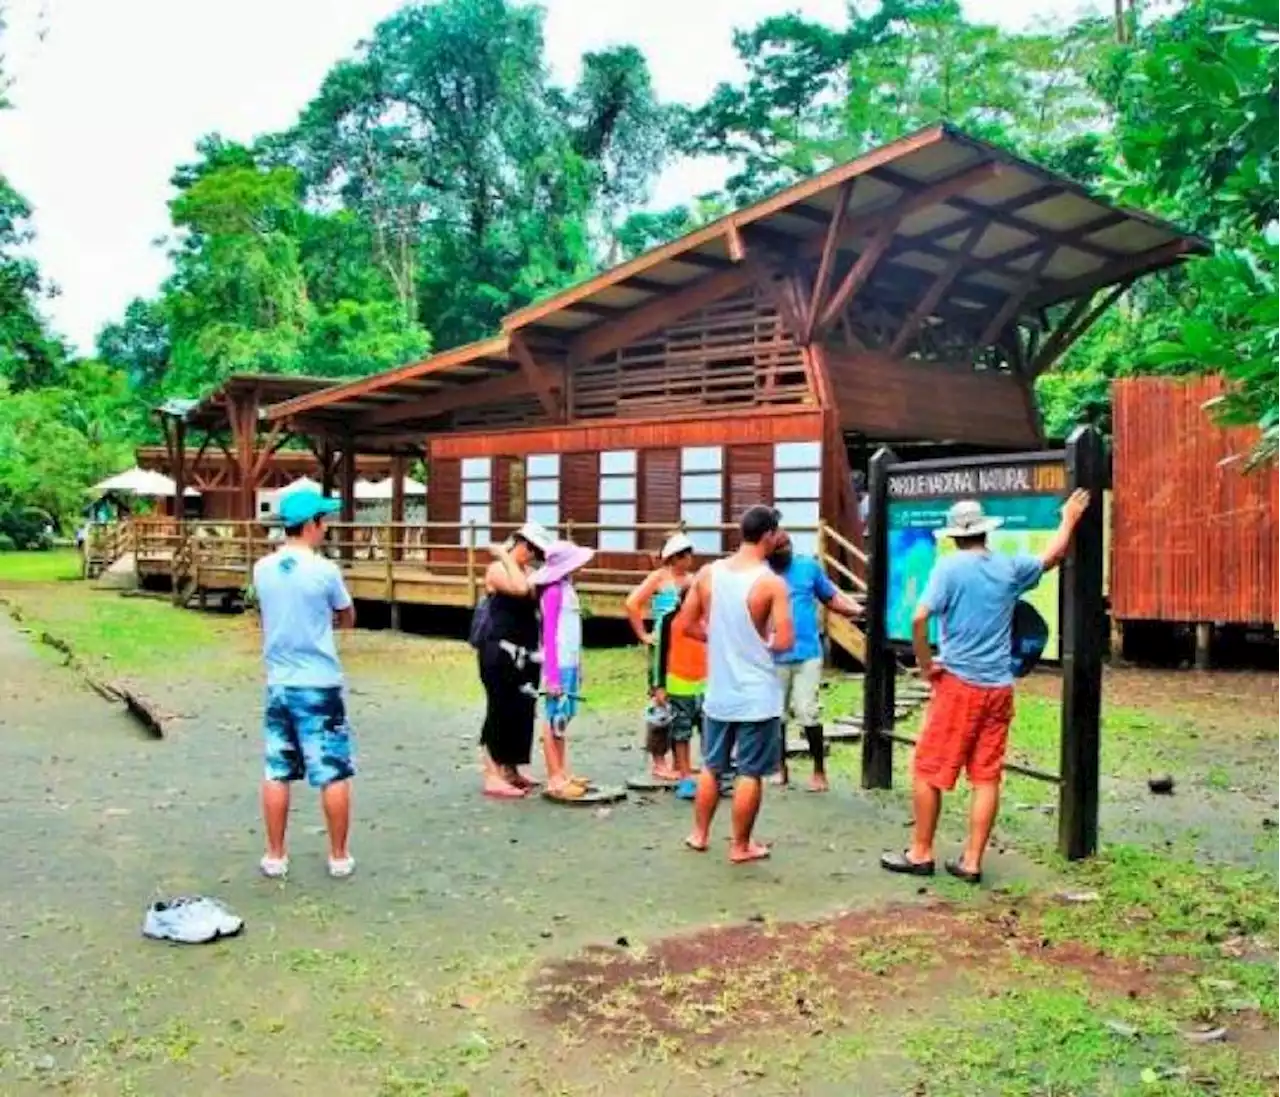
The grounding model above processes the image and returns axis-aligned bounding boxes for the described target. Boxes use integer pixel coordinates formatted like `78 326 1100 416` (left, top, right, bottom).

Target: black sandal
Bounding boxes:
879 850 935 877
944 858 982 885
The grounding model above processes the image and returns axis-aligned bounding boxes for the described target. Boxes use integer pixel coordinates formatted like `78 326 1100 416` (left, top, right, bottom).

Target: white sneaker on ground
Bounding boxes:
259 854 289 879
142 898 223 944
189 896 244 937
327 855 355 879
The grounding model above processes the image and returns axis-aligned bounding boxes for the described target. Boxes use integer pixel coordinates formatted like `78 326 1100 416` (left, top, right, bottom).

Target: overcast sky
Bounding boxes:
0 0 1095 354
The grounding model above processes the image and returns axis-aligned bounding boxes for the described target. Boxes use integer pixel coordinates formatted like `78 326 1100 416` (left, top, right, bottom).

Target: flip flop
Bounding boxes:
544 783 589 802
879 851 935 876
945 858 983 885
684 836 709 853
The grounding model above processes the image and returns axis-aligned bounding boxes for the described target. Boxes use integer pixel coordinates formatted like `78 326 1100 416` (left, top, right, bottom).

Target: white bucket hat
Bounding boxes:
934 499 1004 540
514 521 553 554
660 532 695 561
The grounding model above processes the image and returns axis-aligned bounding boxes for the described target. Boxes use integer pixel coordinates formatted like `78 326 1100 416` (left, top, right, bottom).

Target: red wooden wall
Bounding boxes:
1111 377 1278 625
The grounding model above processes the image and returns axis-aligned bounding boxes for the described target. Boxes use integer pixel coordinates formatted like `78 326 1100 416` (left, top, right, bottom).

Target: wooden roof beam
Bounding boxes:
1027 238 1197 309
725 221 747 262
804 179 855 343
816 218 899 337
890 223 985 356
353 370 532 430
1031 280 1133 375
567 264 758 365
508 333 563 420
875 165 1127 262
977 248 1058 347
264 335 511 421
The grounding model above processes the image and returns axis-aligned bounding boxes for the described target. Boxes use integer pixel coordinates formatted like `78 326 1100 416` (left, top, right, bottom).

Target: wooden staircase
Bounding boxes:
818 520 869 666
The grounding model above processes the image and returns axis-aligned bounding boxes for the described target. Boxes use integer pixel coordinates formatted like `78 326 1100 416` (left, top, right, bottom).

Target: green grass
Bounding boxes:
0 549 81 583
0 579 249 674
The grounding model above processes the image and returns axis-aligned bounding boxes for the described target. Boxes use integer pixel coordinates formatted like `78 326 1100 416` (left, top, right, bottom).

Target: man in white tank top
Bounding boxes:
674 505 794 863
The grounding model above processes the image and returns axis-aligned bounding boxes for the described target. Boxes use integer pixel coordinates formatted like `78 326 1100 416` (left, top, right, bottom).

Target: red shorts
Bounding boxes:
913 670 1013 790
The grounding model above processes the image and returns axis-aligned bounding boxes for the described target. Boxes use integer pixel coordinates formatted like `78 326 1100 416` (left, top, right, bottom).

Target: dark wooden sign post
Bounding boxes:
860 426 1106 860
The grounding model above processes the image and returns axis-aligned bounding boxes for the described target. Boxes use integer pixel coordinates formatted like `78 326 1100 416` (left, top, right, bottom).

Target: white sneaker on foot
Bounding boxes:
259 854 289 879
327 855 355 878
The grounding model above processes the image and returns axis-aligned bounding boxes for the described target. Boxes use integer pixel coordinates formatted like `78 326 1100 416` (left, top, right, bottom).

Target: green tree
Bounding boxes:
683 1 1108 202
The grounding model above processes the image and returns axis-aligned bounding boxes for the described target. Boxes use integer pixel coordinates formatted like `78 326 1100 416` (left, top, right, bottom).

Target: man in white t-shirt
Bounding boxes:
252 490 357 880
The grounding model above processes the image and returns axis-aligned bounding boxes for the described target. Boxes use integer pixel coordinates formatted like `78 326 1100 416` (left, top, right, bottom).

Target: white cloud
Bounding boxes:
0 0 1095 354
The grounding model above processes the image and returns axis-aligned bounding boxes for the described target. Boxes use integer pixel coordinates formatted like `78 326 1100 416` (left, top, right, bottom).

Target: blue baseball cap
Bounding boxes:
277 490 341 528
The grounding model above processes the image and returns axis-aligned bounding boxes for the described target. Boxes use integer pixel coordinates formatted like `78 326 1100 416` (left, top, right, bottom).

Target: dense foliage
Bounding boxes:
0 0 1274 539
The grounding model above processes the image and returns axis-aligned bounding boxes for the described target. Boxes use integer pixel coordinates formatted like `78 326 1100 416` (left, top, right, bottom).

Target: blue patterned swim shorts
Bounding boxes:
542 666 581 738
263 686 355 788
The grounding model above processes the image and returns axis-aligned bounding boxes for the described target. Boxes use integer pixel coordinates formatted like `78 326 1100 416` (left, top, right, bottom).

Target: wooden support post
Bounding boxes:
861 446 898 790
465 521 478 606
1194 623 1213 670
320 441 336 496
1058 426 1106 860
339 437 356 563
390 455 406 562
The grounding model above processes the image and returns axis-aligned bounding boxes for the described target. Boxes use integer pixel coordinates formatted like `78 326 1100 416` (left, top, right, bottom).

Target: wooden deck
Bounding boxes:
92 517 868 660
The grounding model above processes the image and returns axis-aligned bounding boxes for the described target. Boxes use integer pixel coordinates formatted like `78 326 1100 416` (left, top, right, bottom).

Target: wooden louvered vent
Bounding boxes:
572 286 810 421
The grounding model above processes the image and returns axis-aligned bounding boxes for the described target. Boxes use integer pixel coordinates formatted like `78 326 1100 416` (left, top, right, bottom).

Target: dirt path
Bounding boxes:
0 613 1037 1095
0 594 1274 1096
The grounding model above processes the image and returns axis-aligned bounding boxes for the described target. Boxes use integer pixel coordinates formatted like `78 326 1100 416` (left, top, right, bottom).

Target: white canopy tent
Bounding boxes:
354 476 427 501
92 467 200 498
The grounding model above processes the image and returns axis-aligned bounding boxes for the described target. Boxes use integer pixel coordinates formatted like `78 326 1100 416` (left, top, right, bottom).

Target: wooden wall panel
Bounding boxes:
824 348 1041 448
1111 376 1278 625
639 449 680 551
561 451 600 548
429 456 461 526
431 407 823 459
725 444 775 548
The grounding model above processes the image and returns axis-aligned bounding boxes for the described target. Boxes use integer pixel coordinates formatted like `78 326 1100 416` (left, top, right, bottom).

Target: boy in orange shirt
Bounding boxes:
652 584 707 785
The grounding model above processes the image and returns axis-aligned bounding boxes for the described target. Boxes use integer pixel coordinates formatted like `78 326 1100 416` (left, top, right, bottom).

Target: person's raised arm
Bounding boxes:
674 565 710 643
767 573 795 654
624 569 663 645
485 544 531 597
1038 488 1091 573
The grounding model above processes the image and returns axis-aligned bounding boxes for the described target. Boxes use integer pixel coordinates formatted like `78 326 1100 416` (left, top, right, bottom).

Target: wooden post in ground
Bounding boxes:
1194 622 1213 670
860 446 898 790
1058 426 1106 860
465 521 478 606
388 455 406 630
339 436 356 563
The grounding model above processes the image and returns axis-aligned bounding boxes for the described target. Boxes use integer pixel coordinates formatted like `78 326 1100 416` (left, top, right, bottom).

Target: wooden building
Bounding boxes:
1110 376 1278 657
135 445 393 521
263 125 1203 559
129 125 1205 647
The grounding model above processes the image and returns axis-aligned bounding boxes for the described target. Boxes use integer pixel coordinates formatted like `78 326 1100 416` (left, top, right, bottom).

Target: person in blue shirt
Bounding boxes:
880 491 1089 886
252 490 357 881
767 532 863 791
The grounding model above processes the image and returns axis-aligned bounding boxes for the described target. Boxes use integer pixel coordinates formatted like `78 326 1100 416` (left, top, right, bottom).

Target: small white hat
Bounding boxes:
515 521 553 553
660 532 695 560
935 499 1004 540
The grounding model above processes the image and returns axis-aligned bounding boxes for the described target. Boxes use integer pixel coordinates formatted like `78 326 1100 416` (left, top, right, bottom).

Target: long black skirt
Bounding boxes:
478 640 538 768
